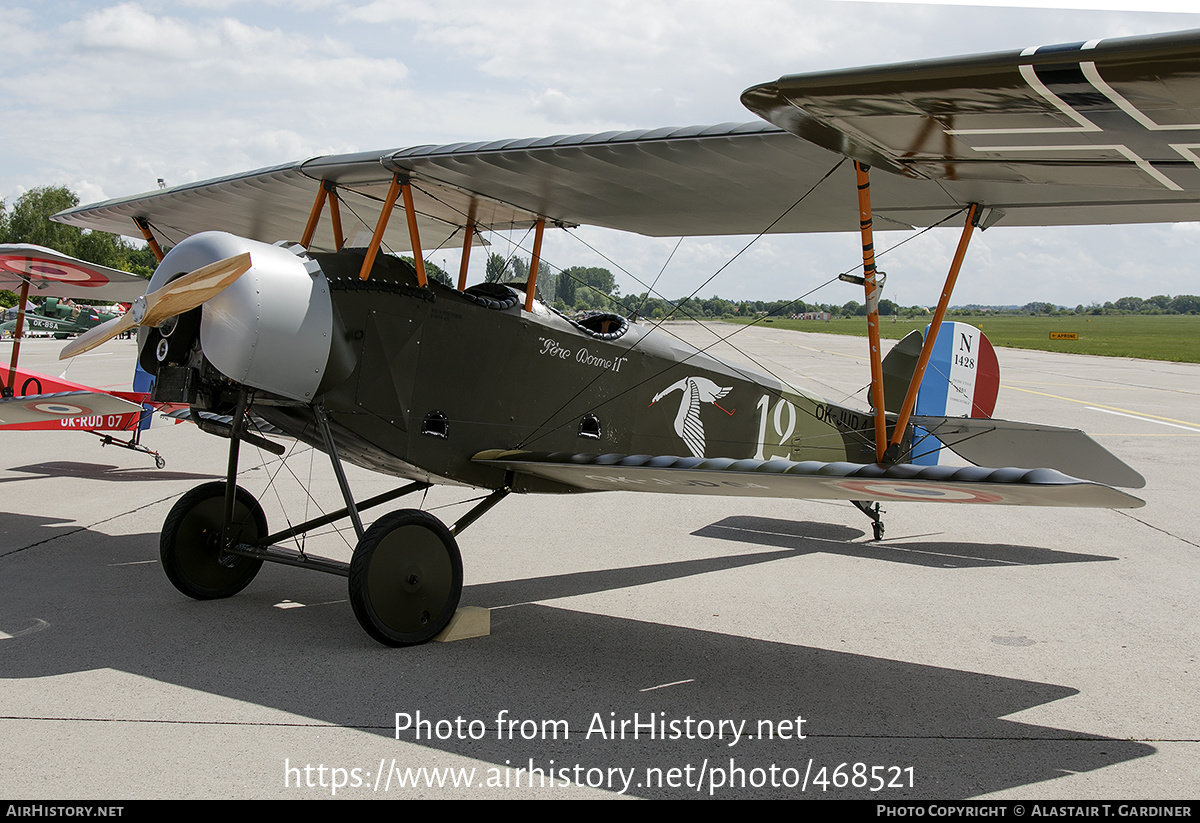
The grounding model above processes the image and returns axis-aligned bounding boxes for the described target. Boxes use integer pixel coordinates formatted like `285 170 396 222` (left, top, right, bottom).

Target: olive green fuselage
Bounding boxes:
258 252 876 492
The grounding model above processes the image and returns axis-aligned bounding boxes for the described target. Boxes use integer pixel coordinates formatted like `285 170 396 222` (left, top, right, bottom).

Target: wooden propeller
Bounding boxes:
60 252 251 360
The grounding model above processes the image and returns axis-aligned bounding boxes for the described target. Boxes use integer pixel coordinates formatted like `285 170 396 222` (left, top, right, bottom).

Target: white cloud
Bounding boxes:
68 3 407 91
3 0 1200 304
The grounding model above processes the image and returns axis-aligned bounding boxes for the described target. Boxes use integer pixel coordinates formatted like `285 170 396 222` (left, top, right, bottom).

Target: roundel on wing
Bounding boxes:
0 255 110 287
23 400 93 417
835 478 1004 504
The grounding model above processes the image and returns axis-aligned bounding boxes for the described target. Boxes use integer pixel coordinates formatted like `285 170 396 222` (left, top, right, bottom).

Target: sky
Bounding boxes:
3 0 1200 307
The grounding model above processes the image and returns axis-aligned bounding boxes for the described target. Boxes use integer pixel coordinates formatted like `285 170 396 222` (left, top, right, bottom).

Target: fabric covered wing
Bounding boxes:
473 451 1143 509
54 124 937 244
0 391 143 426
54 30 1200 245
0 244 148 302
743 29 1200 227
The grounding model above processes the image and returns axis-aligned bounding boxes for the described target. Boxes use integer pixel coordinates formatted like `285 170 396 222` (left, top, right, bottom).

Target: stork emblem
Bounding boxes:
650 376 734 458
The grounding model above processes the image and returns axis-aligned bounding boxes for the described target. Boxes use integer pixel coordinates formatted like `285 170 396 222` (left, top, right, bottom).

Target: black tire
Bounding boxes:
348 509 462 647
160 481 266 599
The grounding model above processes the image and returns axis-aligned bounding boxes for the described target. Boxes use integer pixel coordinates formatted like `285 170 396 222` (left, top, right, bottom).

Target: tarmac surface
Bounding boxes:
1 323 1197 800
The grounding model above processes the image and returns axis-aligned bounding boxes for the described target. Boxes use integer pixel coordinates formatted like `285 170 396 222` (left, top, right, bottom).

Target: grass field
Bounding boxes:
727 314 1200 363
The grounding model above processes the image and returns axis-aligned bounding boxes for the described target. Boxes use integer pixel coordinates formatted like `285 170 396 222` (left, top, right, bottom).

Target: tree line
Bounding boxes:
1 186 159 284
1013 298 1200 316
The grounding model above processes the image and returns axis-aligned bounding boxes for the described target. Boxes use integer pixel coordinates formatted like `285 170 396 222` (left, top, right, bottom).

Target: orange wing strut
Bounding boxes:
524 218 545 313
327 182 345 250
133 217 165 262
457 199 478 291
300 183 329 249
854 162 888 462
301 180 344 250
359 174 403 281
887 203 981 453
400 179 428 288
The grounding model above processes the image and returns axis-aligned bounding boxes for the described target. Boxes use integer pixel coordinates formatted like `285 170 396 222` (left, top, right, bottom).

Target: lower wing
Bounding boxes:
0 390 144 428
474 451 1143 509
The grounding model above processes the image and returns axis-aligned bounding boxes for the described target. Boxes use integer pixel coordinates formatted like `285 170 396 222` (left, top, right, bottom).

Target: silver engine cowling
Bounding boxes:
148 231 338 402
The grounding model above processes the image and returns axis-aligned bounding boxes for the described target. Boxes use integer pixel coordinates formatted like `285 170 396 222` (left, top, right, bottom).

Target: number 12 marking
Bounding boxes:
755 394 796 460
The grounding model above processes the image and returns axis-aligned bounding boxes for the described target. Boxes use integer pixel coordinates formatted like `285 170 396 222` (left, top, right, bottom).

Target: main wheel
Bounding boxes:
348 509 463 647
160 481 266 599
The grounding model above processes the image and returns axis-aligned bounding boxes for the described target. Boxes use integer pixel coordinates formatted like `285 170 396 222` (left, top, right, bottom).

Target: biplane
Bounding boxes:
1 296 122 339
0 245 167 466
50 29 1196 646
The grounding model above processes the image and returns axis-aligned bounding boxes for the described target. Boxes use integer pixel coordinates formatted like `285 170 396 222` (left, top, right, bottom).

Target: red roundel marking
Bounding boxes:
836 479 1004 504
24 400 93 417
0 255 109 287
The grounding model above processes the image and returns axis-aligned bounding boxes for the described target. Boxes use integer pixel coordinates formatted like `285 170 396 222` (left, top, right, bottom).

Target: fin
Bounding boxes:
882 329 923 414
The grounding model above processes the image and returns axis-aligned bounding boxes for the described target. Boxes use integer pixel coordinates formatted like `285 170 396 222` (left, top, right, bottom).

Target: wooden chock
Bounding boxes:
434 606 491 642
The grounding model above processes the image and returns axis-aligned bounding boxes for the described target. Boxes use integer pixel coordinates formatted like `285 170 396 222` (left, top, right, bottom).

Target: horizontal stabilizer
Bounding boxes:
0 391 143 426
474 451 1143 509
910 416 1145 489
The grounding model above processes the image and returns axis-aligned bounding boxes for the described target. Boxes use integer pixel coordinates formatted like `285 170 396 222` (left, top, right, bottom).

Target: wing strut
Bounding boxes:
327 184 345 250
2 279 30 398
885 203 981 460
300 183 328 249
299 180 345 251
399 177 429 288
133 217 165 262
457 199 478 291
359 174 404 282
524 217 546 313
851 162 889 461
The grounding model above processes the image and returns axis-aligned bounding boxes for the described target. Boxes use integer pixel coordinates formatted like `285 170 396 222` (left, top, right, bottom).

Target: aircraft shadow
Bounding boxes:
466 549 809 607
0 517 1150 799
0 461 220 483
694 516 1118 567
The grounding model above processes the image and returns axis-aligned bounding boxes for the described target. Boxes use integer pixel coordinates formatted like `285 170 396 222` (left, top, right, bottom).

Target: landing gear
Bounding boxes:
852 500 885 541
157 398 503 646
348 510 463 647
160 481 266 599
97 430 166 468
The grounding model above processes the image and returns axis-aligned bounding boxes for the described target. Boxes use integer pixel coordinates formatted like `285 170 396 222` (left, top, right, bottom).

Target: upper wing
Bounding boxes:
0 244 148 302
54 123 903 247
53 29 1200 246
743 29 1200 228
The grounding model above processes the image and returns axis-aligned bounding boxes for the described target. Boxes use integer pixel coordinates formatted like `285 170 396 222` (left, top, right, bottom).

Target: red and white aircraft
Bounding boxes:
1 244 168 466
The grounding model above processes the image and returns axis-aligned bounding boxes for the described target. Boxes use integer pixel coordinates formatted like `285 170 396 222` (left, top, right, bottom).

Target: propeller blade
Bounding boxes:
59 312 138 359
142 252 252 327
58 252 253 360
